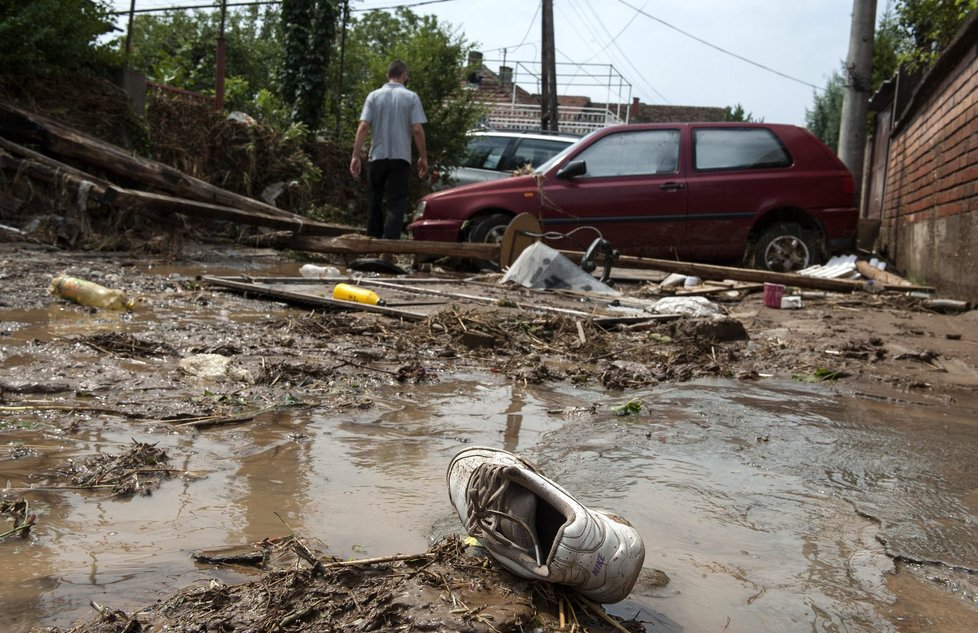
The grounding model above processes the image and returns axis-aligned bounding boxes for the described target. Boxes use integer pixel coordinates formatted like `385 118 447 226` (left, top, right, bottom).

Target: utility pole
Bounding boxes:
541 0 558 132
838 0 877 205
215 0 227 112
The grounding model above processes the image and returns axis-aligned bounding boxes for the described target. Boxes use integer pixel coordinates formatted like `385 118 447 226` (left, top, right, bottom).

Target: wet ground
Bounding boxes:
2 241 978 631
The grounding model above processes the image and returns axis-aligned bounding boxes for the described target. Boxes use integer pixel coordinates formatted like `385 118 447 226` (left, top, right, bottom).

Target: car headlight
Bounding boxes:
413 199 427 221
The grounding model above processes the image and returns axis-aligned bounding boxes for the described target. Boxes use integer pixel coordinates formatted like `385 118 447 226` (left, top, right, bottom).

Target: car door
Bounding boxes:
537 128 688 258
684 127 793 260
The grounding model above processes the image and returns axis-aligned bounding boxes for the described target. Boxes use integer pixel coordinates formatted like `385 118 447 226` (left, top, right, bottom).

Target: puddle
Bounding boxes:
2 375 977 631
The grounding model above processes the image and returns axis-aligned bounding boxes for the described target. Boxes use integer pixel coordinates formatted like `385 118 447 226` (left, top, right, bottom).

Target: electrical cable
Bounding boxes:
612 0 821 91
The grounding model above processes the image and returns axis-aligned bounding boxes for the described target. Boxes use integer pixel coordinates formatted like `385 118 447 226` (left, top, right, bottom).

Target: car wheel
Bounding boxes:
753 223 821 272
467 213 511 244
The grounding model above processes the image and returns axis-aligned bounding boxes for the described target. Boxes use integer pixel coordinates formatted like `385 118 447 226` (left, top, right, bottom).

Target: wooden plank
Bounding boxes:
559 250 936 294
200 275 428 321
359 278 594 317
855 260 913 287
277 234 498 259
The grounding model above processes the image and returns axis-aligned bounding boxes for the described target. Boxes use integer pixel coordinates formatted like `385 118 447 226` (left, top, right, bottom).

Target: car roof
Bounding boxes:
467 129 579 142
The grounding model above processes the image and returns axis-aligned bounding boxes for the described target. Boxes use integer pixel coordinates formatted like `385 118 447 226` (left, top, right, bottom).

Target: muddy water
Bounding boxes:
3 320 978 631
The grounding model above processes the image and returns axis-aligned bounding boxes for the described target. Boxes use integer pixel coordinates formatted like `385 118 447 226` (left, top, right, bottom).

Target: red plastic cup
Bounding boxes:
763 283 785 308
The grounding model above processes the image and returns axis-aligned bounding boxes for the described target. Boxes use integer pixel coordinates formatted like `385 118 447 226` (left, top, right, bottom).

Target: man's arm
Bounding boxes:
350 120 370 177
412 123 428 177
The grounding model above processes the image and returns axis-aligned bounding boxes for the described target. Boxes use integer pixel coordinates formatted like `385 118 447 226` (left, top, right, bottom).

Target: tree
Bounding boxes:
723 104 760 122
280 0 337 131
122 6 282 104
806 69 845 152
0 0 119 76
895 0 978 68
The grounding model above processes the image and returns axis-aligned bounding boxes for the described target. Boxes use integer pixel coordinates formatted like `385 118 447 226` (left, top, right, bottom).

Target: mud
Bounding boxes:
2 240 978 632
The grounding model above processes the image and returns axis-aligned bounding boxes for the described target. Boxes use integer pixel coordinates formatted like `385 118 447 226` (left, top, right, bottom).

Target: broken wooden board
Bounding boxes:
200 274 675 326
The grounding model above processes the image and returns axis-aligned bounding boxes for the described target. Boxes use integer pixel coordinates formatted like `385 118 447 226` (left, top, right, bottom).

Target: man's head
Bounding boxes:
387 60 408 82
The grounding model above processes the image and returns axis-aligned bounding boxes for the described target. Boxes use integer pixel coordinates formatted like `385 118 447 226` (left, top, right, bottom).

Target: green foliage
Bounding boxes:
0 0 120 76
895 0 978 68
722 103 760 123
611 398 643 416
280 0 338 131
335 8 483 178
805 69 845 152
120 6 281 101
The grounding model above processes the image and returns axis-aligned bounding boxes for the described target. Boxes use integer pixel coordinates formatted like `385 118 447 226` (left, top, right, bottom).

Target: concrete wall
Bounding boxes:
877 15 978 302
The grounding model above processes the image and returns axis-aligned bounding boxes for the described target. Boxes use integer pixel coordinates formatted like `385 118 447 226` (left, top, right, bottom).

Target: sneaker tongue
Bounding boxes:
493 477 538 551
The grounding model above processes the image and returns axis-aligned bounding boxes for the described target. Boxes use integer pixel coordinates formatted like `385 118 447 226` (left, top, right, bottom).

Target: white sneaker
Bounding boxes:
447 446 645 603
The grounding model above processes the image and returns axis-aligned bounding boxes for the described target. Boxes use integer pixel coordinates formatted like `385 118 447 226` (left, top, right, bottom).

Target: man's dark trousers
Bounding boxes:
367 158 411 239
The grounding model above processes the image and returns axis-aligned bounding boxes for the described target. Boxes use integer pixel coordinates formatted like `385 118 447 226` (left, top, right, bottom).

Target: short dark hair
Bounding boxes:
387 60 408 80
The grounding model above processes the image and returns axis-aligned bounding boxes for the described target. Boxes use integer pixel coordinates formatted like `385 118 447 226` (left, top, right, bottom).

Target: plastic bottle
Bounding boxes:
49 275 134 311
300 263 341 278
332 283 385 306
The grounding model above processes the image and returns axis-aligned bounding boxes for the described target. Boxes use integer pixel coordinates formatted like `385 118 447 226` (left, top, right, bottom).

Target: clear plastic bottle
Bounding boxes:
332 283 385 306
49 275 134 311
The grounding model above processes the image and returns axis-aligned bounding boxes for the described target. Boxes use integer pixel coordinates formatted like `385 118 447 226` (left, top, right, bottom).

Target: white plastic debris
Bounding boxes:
179 354 253 383
649 296 720 317
501 242 620 296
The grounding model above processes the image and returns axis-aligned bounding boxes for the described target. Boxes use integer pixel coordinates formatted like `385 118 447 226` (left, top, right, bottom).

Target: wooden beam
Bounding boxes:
200 275 428 321
559 251 935 294
276 235 498 259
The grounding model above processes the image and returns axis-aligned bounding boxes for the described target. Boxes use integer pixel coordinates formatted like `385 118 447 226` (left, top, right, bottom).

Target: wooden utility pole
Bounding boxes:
838 0 877 203
214 0 228 112
541 0 559 131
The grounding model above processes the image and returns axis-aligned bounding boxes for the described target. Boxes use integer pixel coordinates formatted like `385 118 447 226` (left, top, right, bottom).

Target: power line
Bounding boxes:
613 0 820 91
561 0 667 103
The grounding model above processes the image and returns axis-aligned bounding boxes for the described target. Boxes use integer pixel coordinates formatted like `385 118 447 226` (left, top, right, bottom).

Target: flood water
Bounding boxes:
3 294 978 631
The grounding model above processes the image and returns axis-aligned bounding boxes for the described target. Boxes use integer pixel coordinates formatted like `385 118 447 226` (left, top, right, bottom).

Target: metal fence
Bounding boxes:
479 102 626 134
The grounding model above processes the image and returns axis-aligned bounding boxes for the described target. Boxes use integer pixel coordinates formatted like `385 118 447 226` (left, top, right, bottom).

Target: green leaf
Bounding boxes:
611 398 643 416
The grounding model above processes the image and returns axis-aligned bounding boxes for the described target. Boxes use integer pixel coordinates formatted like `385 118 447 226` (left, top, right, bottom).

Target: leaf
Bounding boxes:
611 398 643 416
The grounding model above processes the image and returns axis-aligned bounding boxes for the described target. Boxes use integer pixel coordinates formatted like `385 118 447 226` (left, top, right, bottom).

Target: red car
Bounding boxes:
408 123 858 271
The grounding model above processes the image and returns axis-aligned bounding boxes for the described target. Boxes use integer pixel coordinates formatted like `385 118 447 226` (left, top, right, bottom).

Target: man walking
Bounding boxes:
350 60 428 240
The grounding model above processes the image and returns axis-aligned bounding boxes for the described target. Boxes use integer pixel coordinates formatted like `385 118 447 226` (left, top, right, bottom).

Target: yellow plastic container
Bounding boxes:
50 275 135 311
332 283 385 306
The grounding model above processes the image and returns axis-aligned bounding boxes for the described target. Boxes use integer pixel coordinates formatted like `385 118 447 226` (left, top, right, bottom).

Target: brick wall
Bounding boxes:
877 14 978 301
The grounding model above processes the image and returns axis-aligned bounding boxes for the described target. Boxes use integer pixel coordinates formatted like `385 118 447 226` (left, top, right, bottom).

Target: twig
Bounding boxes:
573 595 631 633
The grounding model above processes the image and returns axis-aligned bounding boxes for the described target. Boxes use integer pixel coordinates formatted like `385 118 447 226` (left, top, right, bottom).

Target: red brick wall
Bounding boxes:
878 36 978 300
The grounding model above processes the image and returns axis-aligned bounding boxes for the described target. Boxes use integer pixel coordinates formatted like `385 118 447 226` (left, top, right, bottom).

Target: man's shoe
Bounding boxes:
447 446 645 603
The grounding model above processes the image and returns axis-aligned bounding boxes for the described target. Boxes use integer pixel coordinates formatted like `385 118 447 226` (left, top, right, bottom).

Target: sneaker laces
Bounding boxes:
465 463 544 567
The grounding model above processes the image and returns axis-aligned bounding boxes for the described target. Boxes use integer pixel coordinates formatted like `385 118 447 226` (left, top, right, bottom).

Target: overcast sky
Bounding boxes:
109 0 888 126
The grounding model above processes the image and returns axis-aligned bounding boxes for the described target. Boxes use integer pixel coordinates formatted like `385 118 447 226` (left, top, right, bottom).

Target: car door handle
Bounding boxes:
660 182 685 191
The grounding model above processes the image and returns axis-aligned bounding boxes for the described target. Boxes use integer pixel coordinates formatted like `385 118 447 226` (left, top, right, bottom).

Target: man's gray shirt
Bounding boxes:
360 82 427 163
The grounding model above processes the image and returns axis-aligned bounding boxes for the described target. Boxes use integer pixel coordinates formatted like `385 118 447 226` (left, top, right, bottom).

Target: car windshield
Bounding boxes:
533 130 599 174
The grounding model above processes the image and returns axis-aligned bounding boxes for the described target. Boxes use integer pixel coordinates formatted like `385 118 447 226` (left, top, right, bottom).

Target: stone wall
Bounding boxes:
877 14 978 301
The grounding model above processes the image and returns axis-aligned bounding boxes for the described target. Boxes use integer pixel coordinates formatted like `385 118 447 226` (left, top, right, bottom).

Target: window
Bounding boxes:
463 136 511 169
694 128 791 171
511 138 574 169
573 129 680 177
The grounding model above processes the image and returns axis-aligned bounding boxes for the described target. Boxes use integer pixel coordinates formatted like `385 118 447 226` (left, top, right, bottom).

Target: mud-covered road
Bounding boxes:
2 240 977 632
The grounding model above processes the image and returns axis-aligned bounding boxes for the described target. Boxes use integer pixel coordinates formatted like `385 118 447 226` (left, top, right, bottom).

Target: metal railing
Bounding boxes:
479 102 625 134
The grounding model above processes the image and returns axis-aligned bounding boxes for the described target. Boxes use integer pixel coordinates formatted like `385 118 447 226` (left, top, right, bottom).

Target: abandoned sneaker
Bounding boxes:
446 446 645 603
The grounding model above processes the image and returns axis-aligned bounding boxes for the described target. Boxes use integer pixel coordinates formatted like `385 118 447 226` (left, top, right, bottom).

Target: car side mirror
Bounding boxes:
556 160 587 179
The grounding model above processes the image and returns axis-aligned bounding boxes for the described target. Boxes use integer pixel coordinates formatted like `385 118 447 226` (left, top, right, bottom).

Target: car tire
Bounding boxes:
752 223 822 272
467 213 512 245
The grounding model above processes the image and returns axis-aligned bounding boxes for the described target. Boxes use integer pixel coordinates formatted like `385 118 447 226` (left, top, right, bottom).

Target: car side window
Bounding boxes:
511 138 573 169
573 130 680 177
693 128 792 170
462 136 511 170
